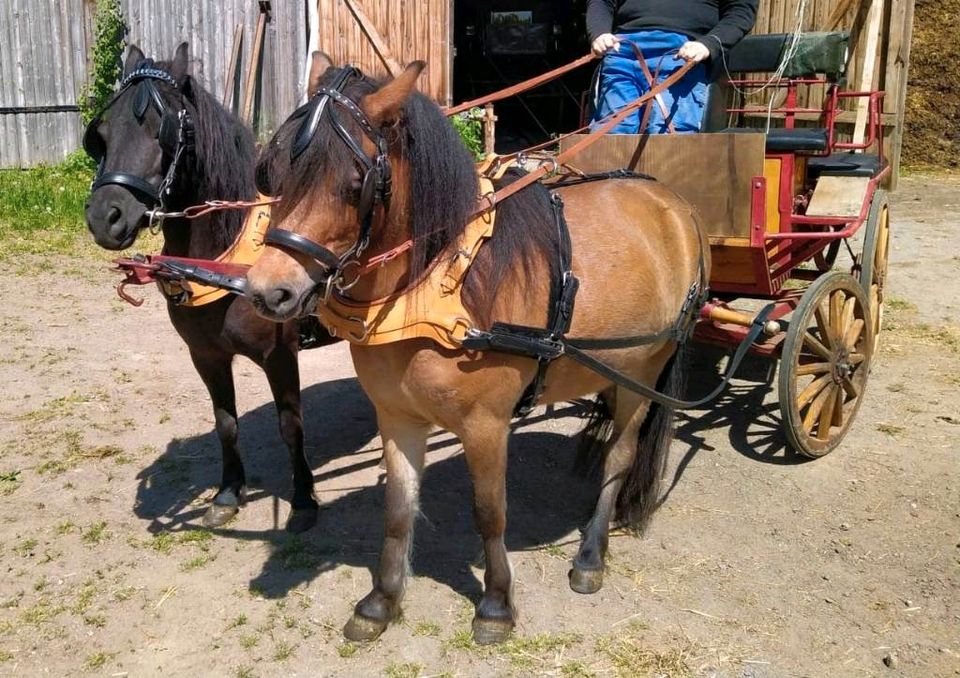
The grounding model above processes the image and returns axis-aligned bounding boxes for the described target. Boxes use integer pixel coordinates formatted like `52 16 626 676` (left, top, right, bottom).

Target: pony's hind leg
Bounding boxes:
461 419 515 645
263 340 318 534
344 414 429 642
190 350 246 528
571 388 652 594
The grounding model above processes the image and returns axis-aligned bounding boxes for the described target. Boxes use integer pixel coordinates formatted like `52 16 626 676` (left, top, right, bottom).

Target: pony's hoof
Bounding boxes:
472 617 514 645
285 506 318 534
202 503 239 528
343 613 389 642
569 567 603 594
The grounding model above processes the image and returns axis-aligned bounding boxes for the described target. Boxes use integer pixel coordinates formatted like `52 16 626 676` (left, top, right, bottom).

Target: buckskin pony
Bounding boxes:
246 54 709 644
84 43 336 533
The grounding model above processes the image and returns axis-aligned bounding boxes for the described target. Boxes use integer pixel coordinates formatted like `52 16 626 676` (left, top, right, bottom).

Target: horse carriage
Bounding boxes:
87 30 892 644
560 31 889 457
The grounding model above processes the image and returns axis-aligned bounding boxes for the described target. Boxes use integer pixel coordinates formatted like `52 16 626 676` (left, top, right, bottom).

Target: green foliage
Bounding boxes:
79 0 126 125
451 108 485 160
0 163 91 234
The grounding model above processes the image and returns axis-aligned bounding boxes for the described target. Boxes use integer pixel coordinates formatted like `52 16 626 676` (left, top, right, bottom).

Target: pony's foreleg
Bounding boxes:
571 389 651 594
461 419 515 645
262 340 318 534
190 350 246 528
344 414 429 642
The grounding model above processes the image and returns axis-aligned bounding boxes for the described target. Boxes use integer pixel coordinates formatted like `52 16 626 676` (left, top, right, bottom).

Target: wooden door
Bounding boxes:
315 0 453 104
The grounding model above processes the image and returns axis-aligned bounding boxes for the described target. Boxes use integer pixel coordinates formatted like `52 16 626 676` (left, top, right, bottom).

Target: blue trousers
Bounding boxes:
592 31 708 134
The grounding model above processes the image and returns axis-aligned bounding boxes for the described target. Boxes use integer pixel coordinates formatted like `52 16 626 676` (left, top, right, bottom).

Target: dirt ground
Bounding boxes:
0 175 957 678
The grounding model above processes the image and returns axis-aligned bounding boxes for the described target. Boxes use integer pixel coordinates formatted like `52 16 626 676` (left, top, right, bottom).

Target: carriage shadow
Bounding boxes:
133 377 380 533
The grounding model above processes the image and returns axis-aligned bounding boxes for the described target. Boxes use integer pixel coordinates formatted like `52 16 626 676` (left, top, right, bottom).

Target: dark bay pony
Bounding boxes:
247 55 708 644
84 43 335 533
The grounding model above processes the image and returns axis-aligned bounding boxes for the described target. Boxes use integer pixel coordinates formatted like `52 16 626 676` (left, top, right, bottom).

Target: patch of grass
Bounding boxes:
228 614 248 630
877 423 906 436
83 613 106 628
55 520 77 535
0 471 21 496
0 649 12 662
112 586 136 602
181 554 215 571
497 633 583 669
276 536 318 570
20 599 66 626
338 642 359 658
596 634 693 678
887 298 917 312
886 321 960 353
0 164 91 236
235 666 255 678
413 621 441 637
36 459 70 476
273 640 295 661
14 538 38 557
18 392 95 424
82 521 109 546
71 584 98 615
84 651 115 671
384 662 423 678
239 634 259 650
561 661 596 677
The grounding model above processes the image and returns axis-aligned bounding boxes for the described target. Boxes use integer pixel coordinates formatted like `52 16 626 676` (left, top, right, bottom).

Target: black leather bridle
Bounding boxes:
83 59 195 215
263 67 392 290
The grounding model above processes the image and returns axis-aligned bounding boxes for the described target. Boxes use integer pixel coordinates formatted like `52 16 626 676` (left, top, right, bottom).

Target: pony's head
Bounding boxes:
83 43 193 249
247 53 478 321
84 43 255 251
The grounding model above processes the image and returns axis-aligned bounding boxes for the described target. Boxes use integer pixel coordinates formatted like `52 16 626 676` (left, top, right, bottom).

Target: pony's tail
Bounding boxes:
616 345 687 532
573 394 614 478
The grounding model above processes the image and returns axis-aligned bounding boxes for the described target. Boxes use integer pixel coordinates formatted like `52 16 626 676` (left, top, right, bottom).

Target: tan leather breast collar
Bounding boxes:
314 177 496 349
159 197 271 306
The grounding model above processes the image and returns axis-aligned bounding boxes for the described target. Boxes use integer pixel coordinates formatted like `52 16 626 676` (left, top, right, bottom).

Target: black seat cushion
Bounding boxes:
722 127 829 152
725 33 850 79
807 152 884 178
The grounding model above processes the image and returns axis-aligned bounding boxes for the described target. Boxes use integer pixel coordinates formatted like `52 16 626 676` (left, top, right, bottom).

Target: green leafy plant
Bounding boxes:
451 108 485 160
79 0 126 124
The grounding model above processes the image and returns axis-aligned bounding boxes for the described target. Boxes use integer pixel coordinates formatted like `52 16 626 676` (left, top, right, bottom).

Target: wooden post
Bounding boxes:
483 104 497 156
883 0 916 189
242 1 272 127
852 0 882 146
222 24 244 114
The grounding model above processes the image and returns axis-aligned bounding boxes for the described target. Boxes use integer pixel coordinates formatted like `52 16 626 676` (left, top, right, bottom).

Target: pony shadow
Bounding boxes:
241 426 596 603
133 377 379 533
664 344 809 502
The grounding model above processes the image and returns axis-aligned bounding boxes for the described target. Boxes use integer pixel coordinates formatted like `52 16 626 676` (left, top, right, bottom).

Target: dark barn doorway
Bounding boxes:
452 1 592 153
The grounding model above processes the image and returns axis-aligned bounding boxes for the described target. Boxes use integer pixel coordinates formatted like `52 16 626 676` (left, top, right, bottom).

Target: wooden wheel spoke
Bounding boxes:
841 296 856 336
843 318 865 351
818 386 839 439
802 331 833 362
797 373 832 410
848 352 865 365
814 304 834 350
829 291 844 344
831 383 846 427
802 382 835 434
841 375 858 399
797 361 831 376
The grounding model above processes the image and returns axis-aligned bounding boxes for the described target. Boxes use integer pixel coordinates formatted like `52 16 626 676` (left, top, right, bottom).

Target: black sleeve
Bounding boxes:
586 0 617 42
704 0 759 60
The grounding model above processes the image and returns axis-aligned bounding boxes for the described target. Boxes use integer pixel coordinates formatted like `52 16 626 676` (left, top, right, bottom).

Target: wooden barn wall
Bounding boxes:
0 0 307 169
120 0 306 138
0 0 89 168
315 0 452 105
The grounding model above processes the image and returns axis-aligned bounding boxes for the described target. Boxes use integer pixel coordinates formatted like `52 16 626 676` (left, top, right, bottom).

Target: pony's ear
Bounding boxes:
307 51 334 96
124 44 145 76
362 60 426 126
171 42 190 81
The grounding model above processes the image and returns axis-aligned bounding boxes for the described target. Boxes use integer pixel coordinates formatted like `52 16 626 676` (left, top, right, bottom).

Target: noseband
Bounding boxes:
263 67 392 294
83 59 195 215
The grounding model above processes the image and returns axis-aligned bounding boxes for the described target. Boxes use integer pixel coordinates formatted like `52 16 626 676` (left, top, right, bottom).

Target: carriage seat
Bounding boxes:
807 151 884 178
719 126 829 152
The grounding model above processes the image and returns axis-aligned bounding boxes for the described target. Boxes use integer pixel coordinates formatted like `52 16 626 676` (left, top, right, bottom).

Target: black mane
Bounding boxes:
155 58 256 252
258 69 562 323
